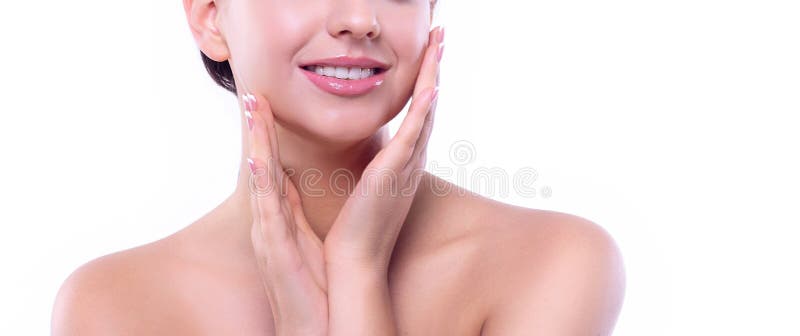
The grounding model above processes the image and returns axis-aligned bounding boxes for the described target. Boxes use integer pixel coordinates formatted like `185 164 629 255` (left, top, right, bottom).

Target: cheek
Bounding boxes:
383 31 429 116
380 5 431 71
233 2 310 88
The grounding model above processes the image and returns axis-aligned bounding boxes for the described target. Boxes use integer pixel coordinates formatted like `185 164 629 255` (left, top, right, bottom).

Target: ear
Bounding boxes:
183 0 229 62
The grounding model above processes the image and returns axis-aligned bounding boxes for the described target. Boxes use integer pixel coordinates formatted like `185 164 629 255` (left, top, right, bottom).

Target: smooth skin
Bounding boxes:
52 0 625 335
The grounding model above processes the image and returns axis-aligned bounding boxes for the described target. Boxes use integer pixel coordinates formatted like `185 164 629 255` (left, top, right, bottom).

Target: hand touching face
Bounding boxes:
323 25 443 269
240 24 443 335
200 0 438 145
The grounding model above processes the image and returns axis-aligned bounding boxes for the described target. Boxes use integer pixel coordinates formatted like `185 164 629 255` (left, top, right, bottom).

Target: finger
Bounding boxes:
248 182 307 293
245 93 285 181
249 191 304 304
390 86 438 162
281 174 305 246
420 72 440 151
244 92 287 208
408 89 438 169
246 93 291 246
412 26 443 96
387 26 442 162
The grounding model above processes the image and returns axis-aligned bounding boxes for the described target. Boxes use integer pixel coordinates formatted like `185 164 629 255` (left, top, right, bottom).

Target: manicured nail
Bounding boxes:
437 43 445 62
247 157 256 173
243 93 257 112
244 110 253 130
439 26 445 44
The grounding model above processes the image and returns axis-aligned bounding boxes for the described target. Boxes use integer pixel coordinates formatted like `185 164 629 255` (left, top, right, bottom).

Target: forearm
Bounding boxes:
326 264 398 336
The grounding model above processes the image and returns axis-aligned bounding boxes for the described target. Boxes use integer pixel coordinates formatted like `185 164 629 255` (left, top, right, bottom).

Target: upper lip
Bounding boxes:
299 56 390 70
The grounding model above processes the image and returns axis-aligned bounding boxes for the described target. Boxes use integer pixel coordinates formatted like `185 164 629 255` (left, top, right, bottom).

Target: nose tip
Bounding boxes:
336 22 379 40
328 4 381 41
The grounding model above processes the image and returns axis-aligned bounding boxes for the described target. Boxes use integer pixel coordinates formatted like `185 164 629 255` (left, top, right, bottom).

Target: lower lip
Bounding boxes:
300 67 387 97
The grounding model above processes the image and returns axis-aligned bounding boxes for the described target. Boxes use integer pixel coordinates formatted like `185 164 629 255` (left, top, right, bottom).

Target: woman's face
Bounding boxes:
214 0 435 144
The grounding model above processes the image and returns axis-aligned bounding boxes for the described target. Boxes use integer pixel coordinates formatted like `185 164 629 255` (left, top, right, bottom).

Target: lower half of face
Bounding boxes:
228 1 430 146
269 62 419 145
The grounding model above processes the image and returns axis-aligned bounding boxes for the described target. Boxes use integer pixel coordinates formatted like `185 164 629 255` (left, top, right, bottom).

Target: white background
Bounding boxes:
1 0 798 335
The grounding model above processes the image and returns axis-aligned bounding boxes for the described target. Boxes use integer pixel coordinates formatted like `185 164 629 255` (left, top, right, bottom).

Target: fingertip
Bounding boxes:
242 92 257 112
248 157 256 174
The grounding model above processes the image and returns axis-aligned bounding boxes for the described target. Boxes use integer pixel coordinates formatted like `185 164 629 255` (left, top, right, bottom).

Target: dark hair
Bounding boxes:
200 50 237 95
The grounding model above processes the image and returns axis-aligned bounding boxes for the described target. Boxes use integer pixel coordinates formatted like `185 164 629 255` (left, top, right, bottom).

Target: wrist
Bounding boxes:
325 250 390 278
326 263 396 336
324 238 394 276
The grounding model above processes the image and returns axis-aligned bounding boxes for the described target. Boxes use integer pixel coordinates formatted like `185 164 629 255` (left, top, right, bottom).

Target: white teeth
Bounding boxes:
335 67 349 79
347 67 362 79
308 65 376 80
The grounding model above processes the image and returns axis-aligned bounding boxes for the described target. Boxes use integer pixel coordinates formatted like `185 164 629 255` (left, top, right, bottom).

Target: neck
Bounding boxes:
229 118 390 242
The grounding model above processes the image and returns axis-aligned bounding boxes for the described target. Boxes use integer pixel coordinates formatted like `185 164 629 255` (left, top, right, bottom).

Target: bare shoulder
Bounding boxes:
466 195 626 335
51 238 201 335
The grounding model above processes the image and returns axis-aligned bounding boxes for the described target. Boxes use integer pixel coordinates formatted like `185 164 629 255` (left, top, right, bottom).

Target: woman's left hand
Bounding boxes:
324 26 444 273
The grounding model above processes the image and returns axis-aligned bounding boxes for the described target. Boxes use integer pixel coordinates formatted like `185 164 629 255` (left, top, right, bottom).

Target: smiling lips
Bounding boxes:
298 55 390 97
300 67 387 97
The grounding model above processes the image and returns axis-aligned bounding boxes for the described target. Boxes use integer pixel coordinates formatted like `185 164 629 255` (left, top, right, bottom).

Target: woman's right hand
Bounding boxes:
242 92 329 336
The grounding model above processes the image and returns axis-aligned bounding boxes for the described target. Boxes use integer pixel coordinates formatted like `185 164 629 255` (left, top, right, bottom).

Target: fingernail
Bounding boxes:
247 157 256 173
431 87 440 103
437 43 445 62
439 26 445 44
243 93 257 112
244 110 253 130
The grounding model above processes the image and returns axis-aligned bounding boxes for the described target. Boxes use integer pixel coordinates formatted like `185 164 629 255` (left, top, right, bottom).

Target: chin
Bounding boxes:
276 105 387 146
310 113 385 145
270 84 404 146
